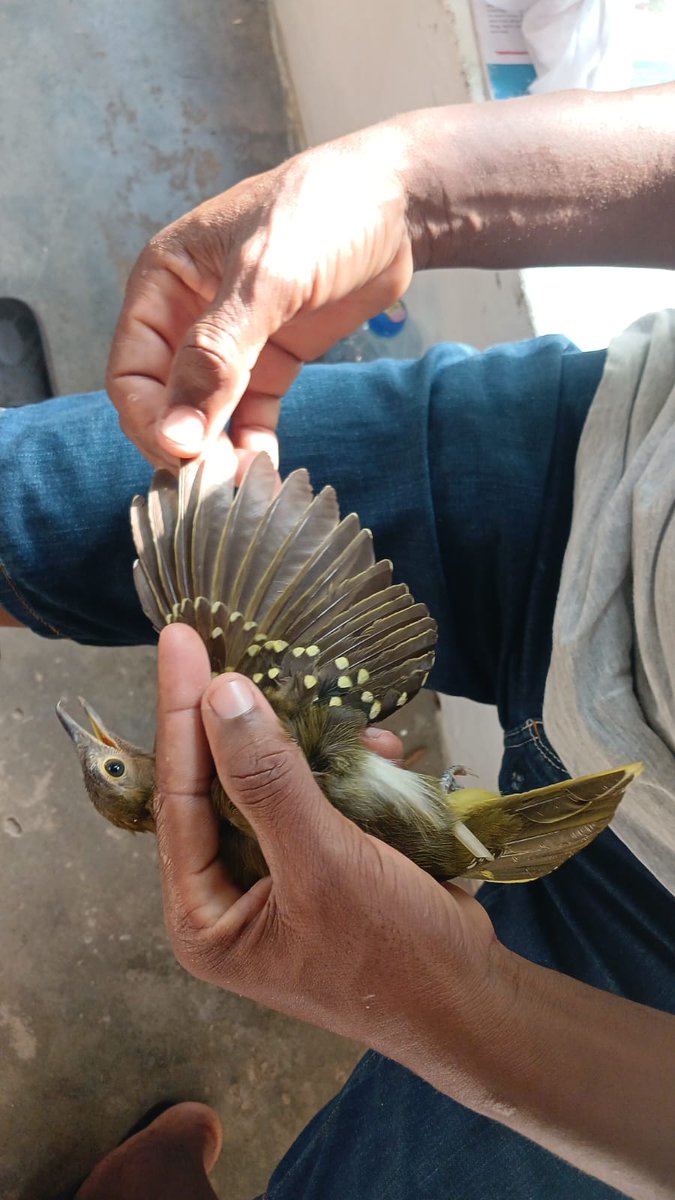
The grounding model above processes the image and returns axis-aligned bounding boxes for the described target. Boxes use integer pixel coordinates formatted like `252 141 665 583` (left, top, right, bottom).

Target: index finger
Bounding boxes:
106 260 203 467
155 623 242 925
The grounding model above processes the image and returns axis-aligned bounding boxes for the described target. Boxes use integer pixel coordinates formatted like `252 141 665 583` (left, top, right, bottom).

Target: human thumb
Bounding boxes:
201 674 334 867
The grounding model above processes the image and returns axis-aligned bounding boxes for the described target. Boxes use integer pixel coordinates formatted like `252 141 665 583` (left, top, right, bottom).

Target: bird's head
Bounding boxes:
56 697 156 833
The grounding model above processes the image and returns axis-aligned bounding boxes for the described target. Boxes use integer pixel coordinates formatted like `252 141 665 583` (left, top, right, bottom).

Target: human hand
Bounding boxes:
107 124 415 471
154 623 502 1091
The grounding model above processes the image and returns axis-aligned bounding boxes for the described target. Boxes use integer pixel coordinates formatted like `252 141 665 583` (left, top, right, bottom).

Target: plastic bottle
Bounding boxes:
318 299 423 363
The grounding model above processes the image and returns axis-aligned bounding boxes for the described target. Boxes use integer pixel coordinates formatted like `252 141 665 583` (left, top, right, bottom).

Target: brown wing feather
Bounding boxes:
206 452 276 601
227 470 319 613
130 493 174 625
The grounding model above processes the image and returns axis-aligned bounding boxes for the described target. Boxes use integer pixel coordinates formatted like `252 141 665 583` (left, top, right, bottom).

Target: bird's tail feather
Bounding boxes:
458 763 643 883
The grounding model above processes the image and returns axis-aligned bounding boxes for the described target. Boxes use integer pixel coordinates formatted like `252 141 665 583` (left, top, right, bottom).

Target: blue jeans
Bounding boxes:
1 339 673 1198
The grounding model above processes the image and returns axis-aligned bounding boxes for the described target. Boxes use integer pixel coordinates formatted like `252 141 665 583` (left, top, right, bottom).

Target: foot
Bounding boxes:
75 1101 223 1200
440 764 475 793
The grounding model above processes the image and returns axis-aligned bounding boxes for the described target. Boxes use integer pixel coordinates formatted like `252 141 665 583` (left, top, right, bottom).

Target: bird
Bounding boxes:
57 448 642 891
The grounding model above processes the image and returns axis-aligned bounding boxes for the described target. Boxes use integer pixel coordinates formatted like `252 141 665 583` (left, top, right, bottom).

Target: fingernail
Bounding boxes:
160 407 207 450
209 677 256 720
362 727 385 741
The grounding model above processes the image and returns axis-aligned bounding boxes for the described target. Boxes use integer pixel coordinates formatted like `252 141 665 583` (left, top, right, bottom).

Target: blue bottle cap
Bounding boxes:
368 299 408 338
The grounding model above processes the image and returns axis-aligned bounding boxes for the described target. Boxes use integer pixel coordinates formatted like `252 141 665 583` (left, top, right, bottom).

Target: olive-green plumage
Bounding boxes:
57 450 641 890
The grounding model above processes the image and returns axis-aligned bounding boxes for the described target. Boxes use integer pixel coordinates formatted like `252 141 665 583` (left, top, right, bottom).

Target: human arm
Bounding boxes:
404 83 675 273
464 953 675 1200
107 83 675 468
155 622 675 1200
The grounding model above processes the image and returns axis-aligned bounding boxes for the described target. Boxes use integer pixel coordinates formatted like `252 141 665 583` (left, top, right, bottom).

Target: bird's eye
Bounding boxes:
104 758 126 778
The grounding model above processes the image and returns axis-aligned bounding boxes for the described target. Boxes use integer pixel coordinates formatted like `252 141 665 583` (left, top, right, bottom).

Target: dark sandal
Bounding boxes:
0 297 53 408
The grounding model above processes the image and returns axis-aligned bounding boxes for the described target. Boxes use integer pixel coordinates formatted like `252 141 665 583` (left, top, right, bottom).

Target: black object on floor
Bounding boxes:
0 297 53 407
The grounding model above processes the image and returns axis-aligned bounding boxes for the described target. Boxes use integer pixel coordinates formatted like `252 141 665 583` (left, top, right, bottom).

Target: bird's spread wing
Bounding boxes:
131 451 437 720
460 763 643 883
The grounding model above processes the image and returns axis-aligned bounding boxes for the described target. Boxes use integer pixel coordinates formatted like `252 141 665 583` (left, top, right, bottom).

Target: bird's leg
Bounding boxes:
440 764 476 794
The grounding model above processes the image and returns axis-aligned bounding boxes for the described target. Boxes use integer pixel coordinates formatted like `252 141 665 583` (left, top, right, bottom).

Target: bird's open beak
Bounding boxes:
56 698 122 750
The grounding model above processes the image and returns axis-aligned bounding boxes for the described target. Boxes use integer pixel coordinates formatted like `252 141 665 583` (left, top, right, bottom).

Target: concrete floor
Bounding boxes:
0 5 449 1195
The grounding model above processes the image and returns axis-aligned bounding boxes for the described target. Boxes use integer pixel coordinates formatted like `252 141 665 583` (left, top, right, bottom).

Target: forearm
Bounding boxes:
393 84 675 271
411 944 675 1199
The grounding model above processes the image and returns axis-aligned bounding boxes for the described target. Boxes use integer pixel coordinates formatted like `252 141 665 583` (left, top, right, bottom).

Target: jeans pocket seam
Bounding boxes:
504 735 534 750
531 731 567 775
504 718 568 777
505 718 534 741
0 558 62 636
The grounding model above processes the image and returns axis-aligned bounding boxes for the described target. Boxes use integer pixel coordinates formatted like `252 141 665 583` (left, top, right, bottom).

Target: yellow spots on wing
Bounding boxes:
244 620 257 631
264 639 288 653
357 668 370 685
247 644 261 657
360 691 374 704
304 675 318 689
329 697 343 707
396 692 408 707
291 644 319 659
337 675 352 690
252 673 264 684
229 611 242 623
335 656 350 670
369 701 382 720
253 632 268 643
211 627 223 639
268 667 281 679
